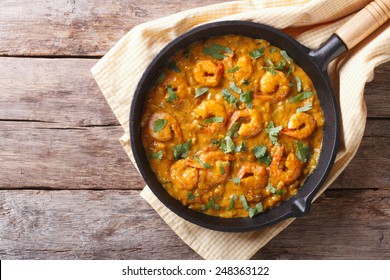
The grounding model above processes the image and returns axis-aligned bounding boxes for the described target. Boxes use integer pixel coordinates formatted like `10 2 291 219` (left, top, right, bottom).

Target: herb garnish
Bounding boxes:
286 65 295 77
229 81 242 94
193 155 213 169
252 145 271 166
240 90 253 109
266 121 282 146
239 195 263 218
235 141 248 153
220 136 236 154
173 139 192 160
203 43 233 60
232 177 241 185
166 85 178 103
266 183 286 196
167 61 180 73
265 67 276 76
152 72 166 87
150 150 163 160
153 119 167 132
242 79 250 85
187 192 195 201
296 102 313 113
280 50 292 63
295 141 311 162
195 87 209 98
204 116 224 124
226 121 241 138
219 163 226 175
289 91 313 103
211 139 221 146
227 195 237 210
270 48 276 53
201 198 220 211
249 47 265 59
295 76 302 92
221 89 239 108
227 66 240 73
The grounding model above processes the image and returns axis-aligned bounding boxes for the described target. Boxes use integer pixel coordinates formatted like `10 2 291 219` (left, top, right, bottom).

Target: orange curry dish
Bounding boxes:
141 35 324 218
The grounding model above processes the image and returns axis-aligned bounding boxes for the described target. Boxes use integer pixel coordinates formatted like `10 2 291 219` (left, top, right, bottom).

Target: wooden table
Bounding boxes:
1 1 389 259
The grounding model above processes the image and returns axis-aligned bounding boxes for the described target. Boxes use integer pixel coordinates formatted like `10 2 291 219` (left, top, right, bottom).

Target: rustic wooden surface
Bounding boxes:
0 0 389 260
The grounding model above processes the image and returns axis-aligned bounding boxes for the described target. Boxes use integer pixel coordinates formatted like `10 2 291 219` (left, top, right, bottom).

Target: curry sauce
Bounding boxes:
141 35 324 218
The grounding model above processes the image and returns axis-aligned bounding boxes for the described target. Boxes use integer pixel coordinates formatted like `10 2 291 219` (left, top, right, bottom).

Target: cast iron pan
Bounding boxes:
130 1 389 232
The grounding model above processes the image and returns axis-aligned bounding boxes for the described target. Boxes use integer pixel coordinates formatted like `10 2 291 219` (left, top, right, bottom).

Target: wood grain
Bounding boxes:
0 189 388 259
0 0 225 56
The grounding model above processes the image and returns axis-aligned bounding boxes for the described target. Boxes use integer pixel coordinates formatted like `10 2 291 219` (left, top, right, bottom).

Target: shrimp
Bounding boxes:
170 159 199 190
281 112 316 139
193 60 224 87
270 145 302 186
256 70 290 102
234 55 253 84
228 108 262 138
237 162 268 202
188 150 234 187
194 100 227 133
148 111 183 142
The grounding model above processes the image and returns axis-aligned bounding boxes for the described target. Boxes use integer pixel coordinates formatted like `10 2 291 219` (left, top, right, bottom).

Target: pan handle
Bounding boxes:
310 0 389 71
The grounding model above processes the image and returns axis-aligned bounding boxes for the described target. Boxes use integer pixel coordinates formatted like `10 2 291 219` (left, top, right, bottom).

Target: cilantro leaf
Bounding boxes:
229 81 242 94
289 91 313 103
187 192 195 201
232 177 241 185
266 121 282 146
167 61 180 73
203 43 233 60
252 145 271 166
239 195 263 218
296 102 313 113
204 116 224 124
239 195 250 210
266 183 286 196
195 87 209 98
166 85 178 103
240 90 253 109
280 50 292 63
173 140 192 160
242 79 250 85
286 65 295 77
219 163 226 175
150 150 163 160
227 66 240 73
235 141 248 153
226 121 241 138
152 72 166 87
193 155 212 169
273 60 286 70
220 135 236 154
295 76 302 92
227 195 237 210
270 48 276 53
153 119 167 133
295 141 311 162
201 198 220 211
265 67 276 76
221 89 238 108
249 47 264 59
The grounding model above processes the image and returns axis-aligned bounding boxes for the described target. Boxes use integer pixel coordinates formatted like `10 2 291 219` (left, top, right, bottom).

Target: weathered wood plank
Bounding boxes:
0 189 388 259
0 119 388 190
0 0 225 56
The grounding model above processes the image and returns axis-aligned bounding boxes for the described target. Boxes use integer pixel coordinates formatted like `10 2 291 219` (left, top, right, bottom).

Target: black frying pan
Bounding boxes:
130 1 389 232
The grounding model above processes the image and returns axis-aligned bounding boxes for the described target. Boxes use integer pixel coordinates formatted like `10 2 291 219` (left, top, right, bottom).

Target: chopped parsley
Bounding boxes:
150 150 163 160
232 177 241 185
152 71 166 87
240 90 253 109
296 102 313 113
252 145 271 166
289 91 313 103
295 141 311 162
173 140 192 160
280 50 292 63
153 119 167 132
195 87 209 98
219 163 226 175
265 57 286 70
226 121 241 138
167 61 180 72
193 155 212 169
249 47 265 59
203 43 233 60
166 85 178 103
265 67 276 76
235 141 248 153
295 76 302 92
201 198 220 211
204 116 224 124
220 135 236 154
229 81 242 94
227 195 237 210
239 195 263 218
266 183 286 196
221 89 239 108
227 66 240 73
266 121 282 146
187 192 195 201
